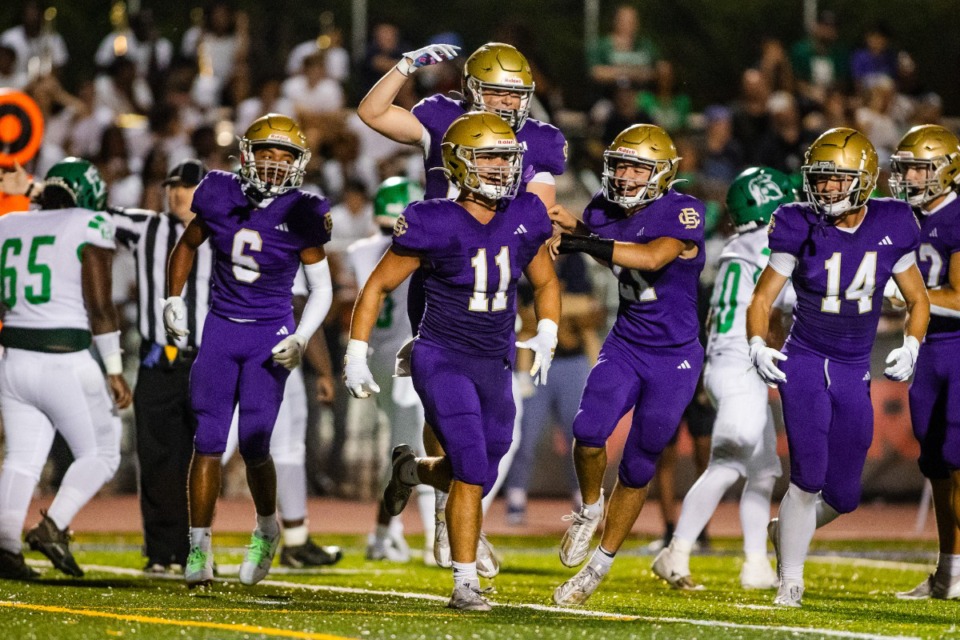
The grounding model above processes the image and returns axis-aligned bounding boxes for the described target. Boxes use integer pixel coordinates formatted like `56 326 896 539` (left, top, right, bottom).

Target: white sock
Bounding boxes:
275 462 307 523
674 465 741 544
190 527 212 551
814 495 840 528
256 512 280 537
507 487 526 508
417 486 435 541
374 524 390 543
388 516 405 537
588 545 616 575
666 537 693 576
582 492 604 519
777 483 818 584
937 553 960 580
745 552 769 566
452 560 478 586
283 523 308 546
435 489 449 513
741 475 776 556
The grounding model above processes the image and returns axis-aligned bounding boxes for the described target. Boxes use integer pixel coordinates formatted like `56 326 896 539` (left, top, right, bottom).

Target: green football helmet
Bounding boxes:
726 167 797 232
374 177 423 229
44 157 108 211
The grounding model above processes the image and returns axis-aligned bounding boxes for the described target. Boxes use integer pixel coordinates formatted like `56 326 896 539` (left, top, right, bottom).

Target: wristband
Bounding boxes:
558 234 614 263
536 319 559 337
93 330 123 375
346 339 369 359
748 336 766 348
395 58 413 77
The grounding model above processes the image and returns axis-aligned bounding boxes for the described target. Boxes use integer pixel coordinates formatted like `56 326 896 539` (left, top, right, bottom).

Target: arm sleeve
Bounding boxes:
293 259 333 341
892 251 917 274
768 252 798 276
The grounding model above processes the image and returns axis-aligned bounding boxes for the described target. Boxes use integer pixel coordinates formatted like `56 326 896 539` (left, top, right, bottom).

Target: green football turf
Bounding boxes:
0 534 956 640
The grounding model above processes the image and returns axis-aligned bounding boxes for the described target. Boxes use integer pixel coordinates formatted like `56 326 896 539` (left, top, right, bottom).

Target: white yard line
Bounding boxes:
69 563 920 640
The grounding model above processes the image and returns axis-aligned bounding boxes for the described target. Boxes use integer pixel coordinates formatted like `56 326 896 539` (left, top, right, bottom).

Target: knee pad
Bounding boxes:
820 485 859 515
238 434 272 463
100 451 121 477
2 461 43 484
449 445 488 488
617 449 657 489
711 435 753 467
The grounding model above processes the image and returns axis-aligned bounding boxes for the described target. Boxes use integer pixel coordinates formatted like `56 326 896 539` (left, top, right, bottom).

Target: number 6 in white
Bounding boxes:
232 229 262 283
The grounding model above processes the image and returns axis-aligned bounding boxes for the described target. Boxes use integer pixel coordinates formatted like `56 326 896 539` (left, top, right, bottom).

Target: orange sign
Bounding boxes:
0 89 44 168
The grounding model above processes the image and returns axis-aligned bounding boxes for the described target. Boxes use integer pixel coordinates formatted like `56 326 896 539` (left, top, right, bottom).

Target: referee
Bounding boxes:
112 159 209 573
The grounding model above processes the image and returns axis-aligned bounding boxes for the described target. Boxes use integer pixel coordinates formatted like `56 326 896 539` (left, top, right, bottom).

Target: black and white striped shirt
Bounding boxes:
110 207 212 349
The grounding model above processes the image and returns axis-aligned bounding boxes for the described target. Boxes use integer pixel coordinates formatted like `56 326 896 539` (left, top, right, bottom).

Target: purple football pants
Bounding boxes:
778 342 873 514
572 334 702 489
909 338 960 479
190 312 293 461
411 340 515 496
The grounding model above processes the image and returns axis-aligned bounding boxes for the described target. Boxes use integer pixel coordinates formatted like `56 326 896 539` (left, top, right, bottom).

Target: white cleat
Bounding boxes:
741 558 779 590
476 532 500 578
896 574 934 600
366 532 411 563
937 575 960 600
553 565 606 606
652 546 702 591
185 546 214 589
773 581 804 608
434 511 452 568
448 581 492 611
238 528 280 586
559 491 604 568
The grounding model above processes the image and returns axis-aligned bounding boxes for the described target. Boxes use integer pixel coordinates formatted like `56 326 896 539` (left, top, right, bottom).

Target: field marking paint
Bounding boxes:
808 556 930 572
72 564 921 640
0 601 354 640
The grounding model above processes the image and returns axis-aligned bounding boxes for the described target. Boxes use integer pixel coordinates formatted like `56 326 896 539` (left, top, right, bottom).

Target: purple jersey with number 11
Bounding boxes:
390 192 551 358
768 199 920 363
581 189 706 348
191 171 332 321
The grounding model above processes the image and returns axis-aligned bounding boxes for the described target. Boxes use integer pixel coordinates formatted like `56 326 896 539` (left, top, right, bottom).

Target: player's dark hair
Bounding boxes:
40 185 77 210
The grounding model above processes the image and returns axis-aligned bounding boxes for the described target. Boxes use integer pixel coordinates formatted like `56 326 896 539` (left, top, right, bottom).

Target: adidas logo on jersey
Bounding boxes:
276 326 289 336
863 371 871 381
514 224 528 235
930 228 939 238
677 360 692 370
878 236 893 246
275 223 289 233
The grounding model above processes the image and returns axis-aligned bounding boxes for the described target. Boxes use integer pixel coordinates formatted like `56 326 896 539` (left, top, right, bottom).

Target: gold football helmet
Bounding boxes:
889 124 960 207
463 43 535 131
441 111 524 200
801 127 878 217
602 124 679 209
239 113 310 196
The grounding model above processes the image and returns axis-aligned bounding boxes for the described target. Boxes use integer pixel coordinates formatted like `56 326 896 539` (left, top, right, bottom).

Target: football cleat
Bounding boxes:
740 557 779 590
448 581 492 611
238 528 280 586
143 562 183 576
896 574 935 600
773 581 804 608
476 532 499 579
553 565 606 606
383 445 418 517
558 491 604 568
366 531 411 563
434 510 452 568
0 548 40 580
185 546 214 588
652 546 702 591
280 538 343 568
25 511 83 577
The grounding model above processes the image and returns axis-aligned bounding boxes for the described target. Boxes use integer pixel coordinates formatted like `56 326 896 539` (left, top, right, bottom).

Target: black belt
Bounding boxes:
0 327 91 352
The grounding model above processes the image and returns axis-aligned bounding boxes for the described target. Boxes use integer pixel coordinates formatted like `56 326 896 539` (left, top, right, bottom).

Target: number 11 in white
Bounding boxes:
469 246 510 312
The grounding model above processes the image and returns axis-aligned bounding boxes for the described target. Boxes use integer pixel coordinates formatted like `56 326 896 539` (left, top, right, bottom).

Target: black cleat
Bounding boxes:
0 548 40 580
280 538 343 568
383 445 417 517
25 511 84 577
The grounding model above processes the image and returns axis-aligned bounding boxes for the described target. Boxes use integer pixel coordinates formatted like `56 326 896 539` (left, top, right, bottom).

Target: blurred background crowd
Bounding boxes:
1 0 957 514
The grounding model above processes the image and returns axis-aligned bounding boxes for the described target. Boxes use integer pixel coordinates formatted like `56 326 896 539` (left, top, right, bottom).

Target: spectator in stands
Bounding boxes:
360 21 407 96
855 74 909 165
236 75 293 132
757 37 794 95
637 60 691 133
96 125 141 209
588 3 659 90
730 68 772 166
95 9 172 85
182 1 249 105
282 52 345 120
287 14 350 85
0 44 27 89
327 180 377 255
94 57 153 116
850 23 899 91
700 105 743 184
0 1 69 79
757 91 806 174
790 10 848 106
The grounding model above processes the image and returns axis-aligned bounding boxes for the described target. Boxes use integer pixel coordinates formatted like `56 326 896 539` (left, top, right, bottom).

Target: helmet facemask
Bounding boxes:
802 163 872 218
239 139 310 198
602 152 676 210
889 154 957 208
466 76 535 131
449 143 524 201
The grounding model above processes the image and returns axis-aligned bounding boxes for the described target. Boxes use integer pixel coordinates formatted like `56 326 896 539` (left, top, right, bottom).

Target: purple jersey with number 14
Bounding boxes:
191 170 332 322
581 189 706 348
412 94 567 199
768 198 920 363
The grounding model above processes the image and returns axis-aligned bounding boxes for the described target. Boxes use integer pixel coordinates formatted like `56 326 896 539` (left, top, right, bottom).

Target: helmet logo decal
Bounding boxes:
748 175 785 206
616 146 638 156
678 208 701 230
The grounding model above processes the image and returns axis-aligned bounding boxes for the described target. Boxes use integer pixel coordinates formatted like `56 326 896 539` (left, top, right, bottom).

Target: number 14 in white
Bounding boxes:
469 246 510 312
822 251 877 314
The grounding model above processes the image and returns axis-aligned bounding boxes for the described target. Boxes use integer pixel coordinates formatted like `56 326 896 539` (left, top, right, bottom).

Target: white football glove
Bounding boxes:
344 339 380 399
161 296 189 340
749 336 788 387
396 43 460 76
516 320 558 386
271 334 306 370
884 335 920 382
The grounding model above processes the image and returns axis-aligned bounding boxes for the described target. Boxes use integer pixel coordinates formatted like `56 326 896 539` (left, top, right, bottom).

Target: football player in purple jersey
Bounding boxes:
545 124 707 606
358 40 567 573
888 125 960 600
747 127 929 607
345 112 560 611
163 114 334 589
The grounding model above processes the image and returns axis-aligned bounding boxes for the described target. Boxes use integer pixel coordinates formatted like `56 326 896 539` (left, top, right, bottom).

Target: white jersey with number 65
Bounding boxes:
0 208 116 330
706 228 794 362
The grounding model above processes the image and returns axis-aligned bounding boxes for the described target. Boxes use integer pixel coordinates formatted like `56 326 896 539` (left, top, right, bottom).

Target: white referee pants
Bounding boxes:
0 348 121 553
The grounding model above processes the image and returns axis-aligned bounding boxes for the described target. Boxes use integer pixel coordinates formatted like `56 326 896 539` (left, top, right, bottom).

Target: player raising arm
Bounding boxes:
746 128 929 608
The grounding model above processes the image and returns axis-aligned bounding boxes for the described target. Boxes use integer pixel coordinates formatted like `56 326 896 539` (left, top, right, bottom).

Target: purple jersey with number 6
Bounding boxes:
412 94 567 199
580 189 706 348
390 192 551 358
768 199 920 363
191 170 332 321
